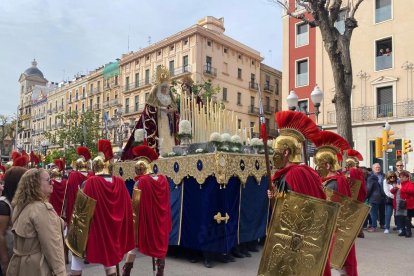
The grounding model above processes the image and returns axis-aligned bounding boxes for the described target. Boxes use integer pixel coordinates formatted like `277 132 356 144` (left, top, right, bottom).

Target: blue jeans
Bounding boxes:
385 204 393 230
370 203 379 228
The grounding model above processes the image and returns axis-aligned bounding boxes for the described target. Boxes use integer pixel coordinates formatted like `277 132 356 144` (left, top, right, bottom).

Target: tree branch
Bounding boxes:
276 0 317 27
329 0 342 24
349 0 364 18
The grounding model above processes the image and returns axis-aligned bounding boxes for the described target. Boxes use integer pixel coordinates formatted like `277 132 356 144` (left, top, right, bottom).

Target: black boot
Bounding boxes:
231 245 244 258
202 252 213 268
406 217 412 238
247 240 259 252
156 258 165 276
239 243 251 257
122 262 133 276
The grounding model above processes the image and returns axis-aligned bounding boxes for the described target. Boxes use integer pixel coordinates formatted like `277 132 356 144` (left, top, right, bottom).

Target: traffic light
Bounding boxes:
375 137 383 158
382 129 395 152
396 150 402 159
403 138 413 154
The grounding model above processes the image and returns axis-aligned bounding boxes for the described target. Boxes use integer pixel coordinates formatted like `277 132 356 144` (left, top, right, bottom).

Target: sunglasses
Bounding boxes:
396 165 404 167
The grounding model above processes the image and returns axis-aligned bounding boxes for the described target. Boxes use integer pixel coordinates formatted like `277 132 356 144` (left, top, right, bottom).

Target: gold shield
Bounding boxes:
324 187 370 269
346 177 362 201
258 191 340 276
65 189 97 258
132 187 142 244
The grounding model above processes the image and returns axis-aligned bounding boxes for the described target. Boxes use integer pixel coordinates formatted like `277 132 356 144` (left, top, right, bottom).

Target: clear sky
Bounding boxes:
0 0 283 116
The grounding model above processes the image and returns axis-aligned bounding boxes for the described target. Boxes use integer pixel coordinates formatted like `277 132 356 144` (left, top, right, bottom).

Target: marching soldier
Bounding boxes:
122 145 171 276
312 131 360 276
67 139 134 276
264 110 336 276
345 149 367 203
49 159 68 218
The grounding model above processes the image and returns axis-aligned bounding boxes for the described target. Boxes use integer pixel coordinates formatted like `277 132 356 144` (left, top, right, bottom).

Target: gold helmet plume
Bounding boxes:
132 145 159 176
93 140 113 175
272 111 320 168
51 159 65 178
345 149 363 168
311 131 351 177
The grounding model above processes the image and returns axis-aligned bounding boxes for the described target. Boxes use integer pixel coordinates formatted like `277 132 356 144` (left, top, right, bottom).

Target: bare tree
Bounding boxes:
275 0 365 144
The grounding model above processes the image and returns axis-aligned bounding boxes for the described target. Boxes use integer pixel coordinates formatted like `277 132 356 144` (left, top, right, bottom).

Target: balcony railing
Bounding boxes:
249 82 258 90
59 105 64 111
47 109 52 114
89 87 101 96
52 107 57 113
123 79 149 93
203 65 217 77
326 102 414 125
174 65 191 76
103 99 121 108
248 105 260 115
93 103 101 110
264 105 275 114
264 84 274 93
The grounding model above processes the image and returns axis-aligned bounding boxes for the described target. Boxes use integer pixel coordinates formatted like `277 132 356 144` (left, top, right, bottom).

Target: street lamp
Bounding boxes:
286 85 324 123
107 110 130 148
41 140 50 168
16 143 23 152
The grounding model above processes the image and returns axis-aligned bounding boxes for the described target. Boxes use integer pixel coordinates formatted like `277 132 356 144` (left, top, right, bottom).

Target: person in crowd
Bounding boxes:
122 145 171 276
385 48 392 56
6 168 66 276
366 163 386 232
0 166 27 275
69 140 134 276
49 159 67 218
378 48 385 56
383 171 397 234
399 170 414 238
395 161 405 179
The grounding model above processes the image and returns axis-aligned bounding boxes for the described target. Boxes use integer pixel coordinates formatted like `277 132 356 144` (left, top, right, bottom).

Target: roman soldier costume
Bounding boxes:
259 111 339 276
122 145 171 276
67 140 134 276
49 159 68 218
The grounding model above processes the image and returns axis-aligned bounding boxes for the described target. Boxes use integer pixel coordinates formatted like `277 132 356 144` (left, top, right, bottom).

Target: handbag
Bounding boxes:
385 196 393 205
398 199 407 210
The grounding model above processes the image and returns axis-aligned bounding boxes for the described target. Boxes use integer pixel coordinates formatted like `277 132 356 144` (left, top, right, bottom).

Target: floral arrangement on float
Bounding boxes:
209 132 222 151
230 134 242 152
249 138 264 154
133 129 146 146
177 120 192 145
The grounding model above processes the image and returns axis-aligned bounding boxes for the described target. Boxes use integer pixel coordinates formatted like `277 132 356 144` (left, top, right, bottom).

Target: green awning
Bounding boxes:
103 61 119 80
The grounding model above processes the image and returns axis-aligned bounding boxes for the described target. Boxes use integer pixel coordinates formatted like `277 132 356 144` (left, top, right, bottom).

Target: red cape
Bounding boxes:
84 176 135 266
137 174 172 258
273 164 330 276
349 168 367 202
49 178 67 218
66 171 87 225
322 173 352 197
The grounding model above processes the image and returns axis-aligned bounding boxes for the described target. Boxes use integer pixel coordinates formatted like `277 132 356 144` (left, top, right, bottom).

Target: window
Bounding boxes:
125 76 130 91
377 86 393 117
146 55 150 61
223 62 228 74
207 40 212 46
75 90 78 100
237 92 242 105
275 79 279 95
115 76 118 85
250 122 255 137
296 23 308 47
275 100 279 112
265 96 270 112
125 98 129 114
158 50 161 56
206 56 212 72
170 45 174 51
97 81 101 91
376 38 392 71
238 119 241 129
90 84 94 93
82 87 85 98
82 103 85 113
89 99 93 109
298 99 309 113
334 10 347 34
223 87 228 101
375 0 392 23
296 59 309 87
184 39 188 45
250 96 255 108
134 96 139 112
224 48 228 53
183 55 189 72
265 118 270 132
169 60 175 76
145 69 150 84
97 96 100 109
135 73 139 88
237 68 242 79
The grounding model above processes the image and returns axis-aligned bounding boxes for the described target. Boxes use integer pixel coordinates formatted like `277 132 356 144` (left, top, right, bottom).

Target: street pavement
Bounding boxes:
68 227 414 275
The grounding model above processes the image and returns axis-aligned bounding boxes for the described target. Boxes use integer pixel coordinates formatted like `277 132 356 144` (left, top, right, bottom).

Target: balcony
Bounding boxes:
47 109 52 115
203 65 217 77
59 105 64 111
128 104 146 115
67 98 72 104
248 105 260 115
89 87 101 96
173 65 192 76
93 103 101 110
326 102 414 125
264 105 275 114
52 107 57 113
249 82 258 90
264 84 274 93
103 99 121 108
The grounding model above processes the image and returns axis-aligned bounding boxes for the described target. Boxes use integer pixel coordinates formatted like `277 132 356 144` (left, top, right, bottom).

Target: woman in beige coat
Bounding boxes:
6 168 66 276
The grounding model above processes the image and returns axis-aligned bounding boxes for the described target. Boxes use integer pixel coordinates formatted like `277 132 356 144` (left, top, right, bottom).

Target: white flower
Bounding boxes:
221 133 231 142
220 146 229 151
167 152 176 156
210 132 222 142
267 139 273 148
250 137 261 147
178 120 192 135
134 129 145 142
231 147 240 152
231 135 242 145
195 148 204 153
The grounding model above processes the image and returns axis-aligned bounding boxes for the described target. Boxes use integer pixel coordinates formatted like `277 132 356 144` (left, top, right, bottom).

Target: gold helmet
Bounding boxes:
93 140 113 175
311 131 351 178
272 111 320 169
51 159 65 178
132 145 159 176
345 149 363 169
75 146 91 172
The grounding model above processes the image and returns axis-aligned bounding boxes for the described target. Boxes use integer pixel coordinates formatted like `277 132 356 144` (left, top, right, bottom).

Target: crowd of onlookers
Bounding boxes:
363 161 414 238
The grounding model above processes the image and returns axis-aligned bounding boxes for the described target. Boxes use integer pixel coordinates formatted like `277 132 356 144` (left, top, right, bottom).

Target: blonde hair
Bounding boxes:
12 168 48 209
